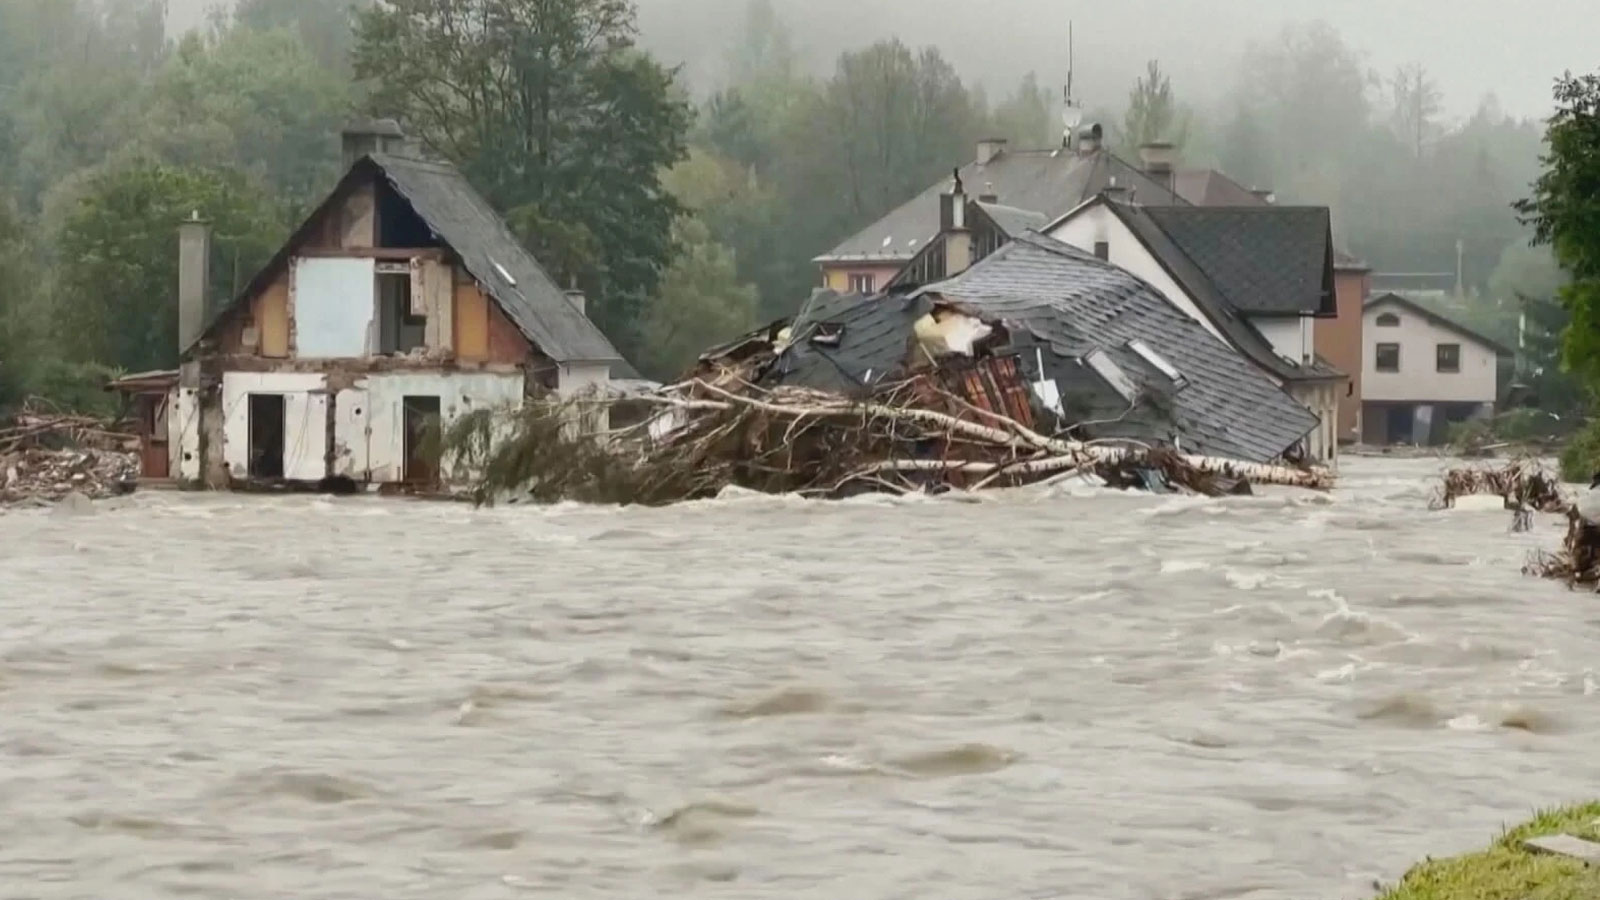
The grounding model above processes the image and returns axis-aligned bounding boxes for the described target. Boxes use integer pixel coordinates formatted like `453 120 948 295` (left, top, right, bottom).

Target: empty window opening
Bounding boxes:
1375 343 1400 373
402 395 441 483
378 271 425 354
248 393 286 479
1375 312 1400 327
376 181 437 248
1436 343 1461 373
1093 240 1110 260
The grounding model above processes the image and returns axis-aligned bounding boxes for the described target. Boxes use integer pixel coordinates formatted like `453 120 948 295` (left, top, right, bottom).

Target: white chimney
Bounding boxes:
1138 141 1179 175
564 289 586 316
976 138 1007 167
178 211 211 351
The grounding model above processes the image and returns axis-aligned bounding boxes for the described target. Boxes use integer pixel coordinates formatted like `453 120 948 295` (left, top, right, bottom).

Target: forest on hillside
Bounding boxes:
0 0 1569 410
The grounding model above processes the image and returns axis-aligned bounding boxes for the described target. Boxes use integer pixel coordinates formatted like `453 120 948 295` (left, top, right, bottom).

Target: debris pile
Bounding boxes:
0 401 139 505
448 366 1331 507
1524 508 1600 588
1431 458 1569 530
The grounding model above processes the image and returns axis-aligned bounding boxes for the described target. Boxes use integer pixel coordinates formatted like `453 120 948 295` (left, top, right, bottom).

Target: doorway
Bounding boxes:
248 394 286 478
402 395 441 484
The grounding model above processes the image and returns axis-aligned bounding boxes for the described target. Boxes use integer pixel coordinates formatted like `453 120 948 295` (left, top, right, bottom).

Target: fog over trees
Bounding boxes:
1 0 1592 404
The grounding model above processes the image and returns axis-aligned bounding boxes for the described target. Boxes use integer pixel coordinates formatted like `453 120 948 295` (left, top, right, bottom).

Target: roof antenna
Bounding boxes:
1062 21 1082 149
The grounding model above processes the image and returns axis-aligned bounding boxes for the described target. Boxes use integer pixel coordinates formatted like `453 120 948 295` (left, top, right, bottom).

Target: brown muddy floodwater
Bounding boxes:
1 456 1598 899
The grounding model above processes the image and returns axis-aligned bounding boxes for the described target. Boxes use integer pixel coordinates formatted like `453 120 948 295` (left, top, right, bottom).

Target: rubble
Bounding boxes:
1524 508 1600 588
0 400 140 506
1430 458 1569 531
445 362 1331 508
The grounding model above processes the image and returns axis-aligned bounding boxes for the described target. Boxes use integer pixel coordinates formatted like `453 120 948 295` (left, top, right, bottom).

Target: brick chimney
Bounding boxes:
177 211 211 351
341 118 410 169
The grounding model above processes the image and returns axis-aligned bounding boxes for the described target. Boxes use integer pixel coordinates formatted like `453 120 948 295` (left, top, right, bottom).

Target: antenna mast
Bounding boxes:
1062 21 1083 149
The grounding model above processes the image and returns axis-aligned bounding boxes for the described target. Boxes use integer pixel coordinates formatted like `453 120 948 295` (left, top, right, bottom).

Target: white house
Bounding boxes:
1360 293 1511 445
1045 196 1347 463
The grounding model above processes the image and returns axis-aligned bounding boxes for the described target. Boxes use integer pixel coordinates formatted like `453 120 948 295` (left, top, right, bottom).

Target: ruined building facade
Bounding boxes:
115 122 621 488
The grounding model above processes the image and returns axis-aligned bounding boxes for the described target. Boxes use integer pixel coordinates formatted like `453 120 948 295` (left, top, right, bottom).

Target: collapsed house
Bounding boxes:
109 121 623 489
758 231 1319 467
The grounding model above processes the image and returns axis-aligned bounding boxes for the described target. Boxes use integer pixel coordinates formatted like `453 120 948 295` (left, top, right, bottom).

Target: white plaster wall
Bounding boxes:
1253 316 1316 364
347 371 525 483
557 362 612 396
220 372 329 481
1046 204 1227 344
292 257 375 358
1362 300 1499 403
170 385 201 482
1290 381 1339 465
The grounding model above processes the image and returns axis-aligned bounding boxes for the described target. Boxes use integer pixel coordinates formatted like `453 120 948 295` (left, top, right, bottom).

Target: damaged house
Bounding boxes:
110 121 621 488
760 229 1319 468
1044 195 1347 462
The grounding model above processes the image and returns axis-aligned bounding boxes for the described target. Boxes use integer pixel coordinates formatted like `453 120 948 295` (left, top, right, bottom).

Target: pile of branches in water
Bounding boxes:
1430 457 1570 531
1524 508 1600 588
440 374 1330 507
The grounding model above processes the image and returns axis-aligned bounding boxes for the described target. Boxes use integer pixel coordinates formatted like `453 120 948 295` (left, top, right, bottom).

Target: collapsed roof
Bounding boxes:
769 233 1318 463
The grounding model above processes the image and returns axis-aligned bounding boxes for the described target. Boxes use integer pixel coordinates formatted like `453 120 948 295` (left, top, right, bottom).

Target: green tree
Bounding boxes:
780 40 985 251
1122 60 1190 150
137 28 352 213
0 198 41 409
635 217 757 381
353 0 692 357
989 73 1056 149
50 162 282 373
1515 71 1600 387
234 0 365 73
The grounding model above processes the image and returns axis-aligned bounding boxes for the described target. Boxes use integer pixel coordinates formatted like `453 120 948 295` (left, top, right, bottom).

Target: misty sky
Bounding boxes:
170 0 1597 120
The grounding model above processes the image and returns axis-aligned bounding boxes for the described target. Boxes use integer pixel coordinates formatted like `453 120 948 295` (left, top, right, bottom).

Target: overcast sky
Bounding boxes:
171 0 1597 120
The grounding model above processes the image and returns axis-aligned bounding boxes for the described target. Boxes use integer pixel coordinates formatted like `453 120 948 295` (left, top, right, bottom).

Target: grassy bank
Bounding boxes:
1376 802 1600 900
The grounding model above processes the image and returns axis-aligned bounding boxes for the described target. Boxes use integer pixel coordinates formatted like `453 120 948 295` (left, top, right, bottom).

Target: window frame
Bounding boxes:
1435 342 1461 373
1375 342 1401 373
847 272 876 294
1375 312 1400 327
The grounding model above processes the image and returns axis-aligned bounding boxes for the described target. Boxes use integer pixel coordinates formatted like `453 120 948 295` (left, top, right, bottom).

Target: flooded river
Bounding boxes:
2 456 1597 899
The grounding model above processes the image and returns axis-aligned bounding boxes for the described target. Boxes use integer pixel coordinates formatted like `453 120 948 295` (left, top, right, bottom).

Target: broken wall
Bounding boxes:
220 372 329 481
334 370 524 483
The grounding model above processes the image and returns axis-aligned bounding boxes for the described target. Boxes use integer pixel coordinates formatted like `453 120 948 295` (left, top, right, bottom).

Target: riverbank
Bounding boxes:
1376 802 1600 899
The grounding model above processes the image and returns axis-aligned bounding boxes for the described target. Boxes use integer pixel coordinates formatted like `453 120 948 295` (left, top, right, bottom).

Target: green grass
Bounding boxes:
1376 803 1600 900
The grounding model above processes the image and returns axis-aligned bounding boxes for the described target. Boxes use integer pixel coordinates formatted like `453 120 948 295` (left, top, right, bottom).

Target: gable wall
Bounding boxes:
1362 298 1499 404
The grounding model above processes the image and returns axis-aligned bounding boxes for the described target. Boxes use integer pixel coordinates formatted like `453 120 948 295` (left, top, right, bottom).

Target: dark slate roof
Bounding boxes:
372 153 620 362
975 201 1049 237
765 290 922 393
914 232 1318 463
1140 205 1336 317
1171 169 1269 207
816 148 1188 263
1104 201 1343 384
1365 293 1515 356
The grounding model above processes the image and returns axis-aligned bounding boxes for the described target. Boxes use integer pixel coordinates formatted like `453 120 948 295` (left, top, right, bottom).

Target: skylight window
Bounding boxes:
1126 339 1188 389
1085 348 1139 404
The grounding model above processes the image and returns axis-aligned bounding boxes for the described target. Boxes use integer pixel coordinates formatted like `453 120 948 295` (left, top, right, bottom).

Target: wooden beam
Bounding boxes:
295 247 445 260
